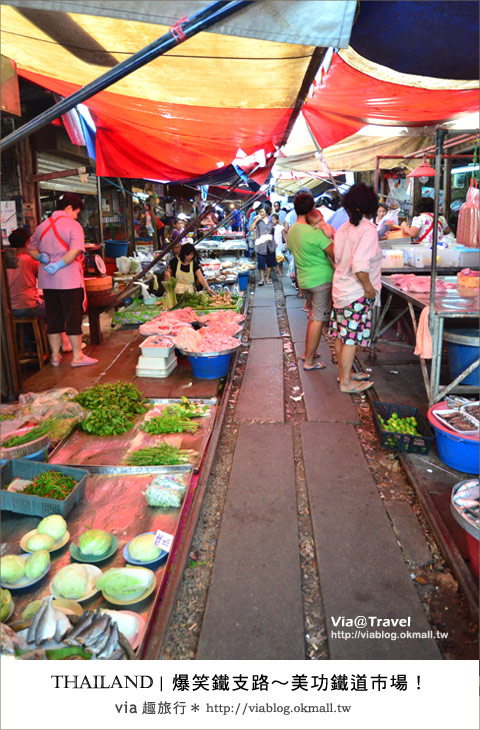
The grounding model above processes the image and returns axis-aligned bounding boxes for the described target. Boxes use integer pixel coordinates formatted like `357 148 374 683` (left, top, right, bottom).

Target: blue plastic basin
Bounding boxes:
237 272 249 292
104 240 129 258
188 353 232 379
431 424 479 474
444 328 479 386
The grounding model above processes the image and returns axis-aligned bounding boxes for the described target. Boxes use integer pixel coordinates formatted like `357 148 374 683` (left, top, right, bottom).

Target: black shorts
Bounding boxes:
43 288 84 335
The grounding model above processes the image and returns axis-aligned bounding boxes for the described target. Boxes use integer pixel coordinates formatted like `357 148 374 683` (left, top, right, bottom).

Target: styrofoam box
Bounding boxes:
136 357 177 379
456 248 480 268
137 350 176 370
140 335 175 358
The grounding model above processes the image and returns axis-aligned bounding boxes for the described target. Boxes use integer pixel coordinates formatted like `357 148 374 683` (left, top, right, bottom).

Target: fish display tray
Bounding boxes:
0 460 88 517
372 401 433 455
48 399 217 472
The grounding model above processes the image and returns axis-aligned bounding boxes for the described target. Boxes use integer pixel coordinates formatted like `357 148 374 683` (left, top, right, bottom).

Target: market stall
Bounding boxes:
371 274 479 405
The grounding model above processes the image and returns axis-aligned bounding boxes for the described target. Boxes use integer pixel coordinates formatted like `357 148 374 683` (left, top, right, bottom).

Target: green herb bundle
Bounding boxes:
80 406 134 436
126 444 195 466
73 382 147 417
175 397 209 418
163 277 177 309
2 421 52 449
23 471 77 500
140 409 199 435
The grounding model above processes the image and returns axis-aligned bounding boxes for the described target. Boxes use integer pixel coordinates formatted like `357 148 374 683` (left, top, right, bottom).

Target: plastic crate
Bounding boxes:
0 460 88 517
372 401 433 455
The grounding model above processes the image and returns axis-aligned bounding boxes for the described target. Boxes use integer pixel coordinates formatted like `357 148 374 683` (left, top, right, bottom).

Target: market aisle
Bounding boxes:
196 424 304 659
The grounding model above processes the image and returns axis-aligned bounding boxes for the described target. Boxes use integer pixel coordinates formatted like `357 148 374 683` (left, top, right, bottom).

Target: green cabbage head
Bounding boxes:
26 533 54 552
25 549 50 580
0 555 26 584
52 564 88 599
128 534 162 562
96 567 153 600
37 514 67 541
78 529 112 556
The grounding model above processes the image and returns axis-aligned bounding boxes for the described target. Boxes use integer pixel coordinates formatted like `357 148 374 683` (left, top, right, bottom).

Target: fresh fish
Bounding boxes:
53 609 71 642
26 598 48 645
455 498 479 509
78 612 110 645
88 622 113 654
107 648 125 660
36 597 57 645
64 611 94 644
98 623 119 659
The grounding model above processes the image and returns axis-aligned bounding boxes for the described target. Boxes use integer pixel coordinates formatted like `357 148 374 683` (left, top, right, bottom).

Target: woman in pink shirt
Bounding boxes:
29 193 97 368
329 184 382 394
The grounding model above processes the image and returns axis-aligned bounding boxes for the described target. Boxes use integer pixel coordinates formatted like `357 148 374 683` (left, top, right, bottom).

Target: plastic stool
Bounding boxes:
14 316 49 369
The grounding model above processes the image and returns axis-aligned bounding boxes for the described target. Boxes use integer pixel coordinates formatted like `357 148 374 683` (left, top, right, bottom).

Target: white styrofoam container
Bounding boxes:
140 335 175 358
135 356 177 379
437 248 461 267
137 350 176 370
456 248 480 268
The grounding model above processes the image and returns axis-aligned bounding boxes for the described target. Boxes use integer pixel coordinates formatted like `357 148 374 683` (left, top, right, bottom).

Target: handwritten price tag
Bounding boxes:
153 530 174 553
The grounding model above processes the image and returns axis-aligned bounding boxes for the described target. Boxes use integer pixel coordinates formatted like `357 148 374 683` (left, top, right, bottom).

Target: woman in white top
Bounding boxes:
329 183 383 394
400 197 451 245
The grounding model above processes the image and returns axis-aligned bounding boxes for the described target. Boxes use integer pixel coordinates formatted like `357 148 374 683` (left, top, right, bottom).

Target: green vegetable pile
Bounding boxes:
139 398 208 435
378 412 421 436
74 382 148 436
163 277 177 309
23 471 77 500
175 396 209 418
126 444 195 466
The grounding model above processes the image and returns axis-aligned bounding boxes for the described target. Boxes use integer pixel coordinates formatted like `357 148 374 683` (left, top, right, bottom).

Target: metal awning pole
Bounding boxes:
0 0 251 151
304 119 341 195
429 127 447 329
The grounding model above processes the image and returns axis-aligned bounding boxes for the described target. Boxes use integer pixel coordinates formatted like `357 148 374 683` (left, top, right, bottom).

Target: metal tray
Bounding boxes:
49 399 217 472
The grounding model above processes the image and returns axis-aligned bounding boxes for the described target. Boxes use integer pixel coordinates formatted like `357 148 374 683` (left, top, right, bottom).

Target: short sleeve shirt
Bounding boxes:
29 211 85 290
287 223 333 289
411 213 446 245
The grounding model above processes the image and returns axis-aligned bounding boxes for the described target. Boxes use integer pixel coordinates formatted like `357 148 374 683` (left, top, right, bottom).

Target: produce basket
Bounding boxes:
0 427 50 460
0 460 88 517
372 401 433 455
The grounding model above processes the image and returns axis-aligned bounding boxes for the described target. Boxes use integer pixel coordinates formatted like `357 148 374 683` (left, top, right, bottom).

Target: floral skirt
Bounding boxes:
329 296 375 346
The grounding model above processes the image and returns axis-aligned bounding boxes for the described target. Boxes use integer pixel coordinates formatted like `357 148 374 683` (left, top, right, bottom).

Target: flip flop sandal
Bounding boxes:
336 373 370 383
50 356 63 367
301 353 322 361
303 362 326 371
258 281 265 286
340 380 374 394
71 355 98 368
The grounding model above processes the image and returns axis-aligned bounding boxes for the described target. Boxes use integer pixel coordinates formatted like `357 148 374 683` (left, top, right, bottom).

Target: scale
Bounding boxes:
84 244 106 277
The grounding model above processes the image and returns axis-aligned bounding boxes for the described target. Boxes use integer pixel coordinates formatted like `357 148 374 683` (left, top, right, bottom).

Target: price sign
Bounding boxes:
153 530 174 553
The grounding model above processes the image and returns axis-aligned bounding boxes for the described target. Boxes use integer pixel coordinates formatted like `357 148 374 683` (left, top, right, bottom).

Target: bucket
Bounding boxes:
188 352 232 379
429 424 479 474
443 328 479 386
104 240 129 258
237 272 249 292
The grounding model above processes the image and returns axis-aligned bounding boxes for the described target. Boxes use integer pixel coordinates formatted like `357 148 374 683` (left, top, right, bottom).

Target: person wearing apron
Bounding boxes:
166 242 213 295
28 193 98 368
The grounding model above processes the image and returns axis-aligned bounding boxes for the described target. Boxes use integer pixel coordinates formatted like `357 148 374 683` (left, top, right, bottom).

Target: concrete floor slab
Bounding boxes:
197 424 304 659
384 500 433 567
235 339 284 422
252 284 276 307
286 296 305 308
250 305 280 339
295 341 359 423
286 306 308 344
301 421 441 659
281 275 298 297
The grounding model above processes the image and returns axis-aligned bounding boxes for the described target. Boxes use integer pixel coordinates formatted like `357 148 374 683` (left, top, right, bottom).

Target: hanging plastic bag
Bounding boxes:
456 180 479 248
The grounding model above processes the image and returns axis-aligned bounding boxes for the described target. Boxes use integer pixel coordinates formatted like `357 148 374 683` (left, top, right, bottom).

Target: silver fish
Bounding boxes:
36 597 57 645
26 599 48 645
53 609 71 643
64 611 94 643
98 623 119 659
88 622 113 655
78 613 110 645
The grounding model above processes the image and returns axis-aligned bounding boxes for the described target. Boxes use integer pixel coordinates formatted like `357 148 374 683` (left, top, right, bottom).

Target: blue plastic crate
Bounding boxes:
237 272 249 291
372 401 433 455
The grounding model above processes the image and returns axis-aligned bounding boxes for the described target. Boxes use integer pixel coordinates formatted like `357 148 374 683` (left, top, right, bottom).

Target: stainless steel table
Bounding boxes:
371 276 479 405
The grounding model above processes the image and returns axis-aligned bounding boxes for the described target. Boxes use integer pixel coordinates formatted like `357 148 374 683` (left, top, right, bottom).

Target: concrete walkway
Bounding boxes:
197 277 441 659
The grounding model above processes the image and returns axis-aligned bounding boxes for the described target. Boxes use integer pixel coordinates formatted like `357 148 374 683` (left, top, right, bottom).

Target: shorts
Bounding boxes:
329 296 375 346
256 251 276 269
303 283 332 322
43 288 84 335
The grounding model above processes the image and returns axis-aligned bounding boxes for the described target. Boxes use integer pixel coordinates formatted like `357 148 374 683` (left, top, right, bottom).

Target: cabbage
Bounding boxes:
37 514 67 541
25 549 50 580
26 533 54 552
52 564 88 599
143 484 183 508
1 589 13 622
0 555 26 584
128 534 162 562
96 567 153 600
78 529 112 557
